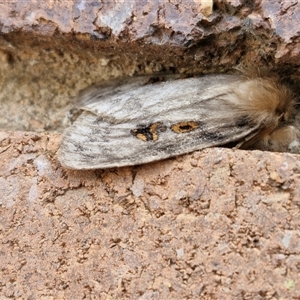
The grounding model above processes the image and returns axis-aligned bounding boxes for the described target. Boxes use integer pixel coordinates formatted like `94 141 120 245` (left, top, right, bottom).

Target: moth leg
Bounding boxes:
235 126 277 149
252 125 300 153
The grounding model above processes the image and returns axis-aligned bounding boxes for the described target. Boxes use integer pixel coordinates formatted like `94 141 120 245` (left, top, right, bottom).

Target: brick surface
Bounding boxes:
1 1 300 298
0 132 300 298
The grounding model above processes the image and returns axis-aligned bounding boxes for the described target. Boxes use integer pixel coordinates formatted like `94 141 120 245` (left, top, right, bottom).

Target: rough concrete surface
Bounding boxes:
1 0 300 299
1 132 300 299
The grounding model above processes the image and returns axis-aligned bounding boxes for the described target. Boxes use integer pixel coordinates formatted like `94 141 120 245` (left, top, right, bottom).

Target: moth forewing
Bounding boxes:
58 73 295 170
76 74 182 108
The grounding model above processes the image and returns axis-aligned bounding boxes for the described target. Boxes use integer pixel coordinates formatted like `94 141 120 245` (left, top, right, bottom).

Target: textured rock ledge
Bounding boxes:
0 131 300 299
0 1 300 132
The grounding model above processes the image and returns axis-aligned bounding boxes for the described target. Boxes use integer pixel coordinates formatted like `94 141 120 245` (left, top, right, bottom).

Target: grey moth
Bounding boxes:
58 72 295 169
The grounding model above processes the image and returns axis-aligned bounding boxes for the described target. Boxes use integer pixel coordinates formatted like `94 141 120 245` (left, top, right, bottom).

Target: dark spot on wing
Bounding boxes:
235 115 250 127
131 122 167 142
171 121 202 133
200 131 225 141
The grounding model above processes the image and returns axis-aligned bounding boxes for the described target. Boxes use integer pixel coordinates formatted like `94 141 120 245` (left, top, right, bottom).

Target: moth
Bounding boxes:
58 71 296 170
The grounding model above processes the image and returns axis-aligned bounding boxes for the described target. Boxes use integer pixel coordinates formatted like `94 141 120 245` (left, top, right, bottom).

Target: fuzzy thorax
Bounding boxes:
233 77 295 128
